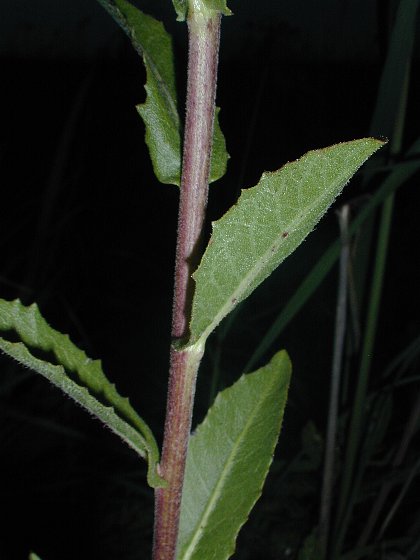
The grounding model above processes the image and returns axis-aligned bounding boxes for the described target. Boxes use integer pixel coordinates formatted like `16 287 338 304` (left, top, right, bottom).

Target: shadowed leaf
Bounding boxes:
0 299 165 488
97 0 228 185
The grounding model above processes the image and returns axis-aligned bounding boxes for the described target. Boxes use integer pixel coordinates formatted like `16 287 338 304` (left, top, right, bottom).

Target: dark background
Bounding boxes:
0 1 419 559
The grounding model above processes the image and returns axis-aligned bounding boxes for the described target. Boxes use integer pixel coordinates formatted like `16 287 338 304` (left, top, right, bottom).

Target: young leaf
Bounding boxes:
97 0 228 185
0 299 165 489
172 0 233 22
176 350 291 560
188 138 385 346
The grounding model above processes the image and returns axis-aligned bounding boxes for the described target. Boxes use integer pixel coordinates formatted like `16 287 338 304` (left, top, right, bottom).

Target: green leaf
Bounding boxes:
172 0 233 22
176 350 291 560
97 0 180 184
97 0 228 185
188 138 385 346
244 136 420 372
172 0 187 20
0 299 165 488
29 554 42 560
210 108 229 184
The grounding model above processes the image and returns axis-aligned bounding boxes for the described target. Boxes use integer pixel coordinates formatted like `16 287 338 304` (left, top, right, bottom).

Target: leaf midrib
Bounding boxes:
141 49 180 133
0 338 149 459
195 174 348 345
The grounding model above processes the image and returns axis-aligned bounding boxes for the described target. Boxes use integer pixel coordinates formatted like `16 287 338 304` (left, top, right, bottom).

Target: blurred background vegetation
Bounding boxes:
0 0 419 559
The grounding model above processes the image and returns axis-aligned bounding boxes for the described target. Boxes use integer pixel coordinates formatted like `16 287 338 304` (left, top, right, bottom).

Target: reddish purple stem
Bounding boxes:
152 10 222 560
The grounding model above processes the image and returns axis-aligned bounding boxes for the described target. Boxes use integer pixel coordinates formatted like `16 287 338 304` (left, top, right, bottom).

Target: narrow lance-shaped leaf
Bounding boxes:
172 0 233 21
244 136 420 372
176 350 291 560
0 299 165 488
97 0 228 185
188 138 386 346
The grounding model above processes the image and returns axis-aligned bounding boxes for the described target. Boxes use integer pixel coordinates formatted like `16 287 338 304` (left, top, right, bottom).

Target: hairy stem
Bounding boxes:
152 6 222 560
172 9 222 341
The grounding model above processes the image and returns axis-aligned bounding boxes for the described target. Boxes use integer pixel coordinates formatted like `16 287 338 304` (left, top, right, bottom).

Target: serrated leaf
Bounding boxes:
176 350 291 560
172 0 233 22
97 0 180 184
97 0 228 185
244 135 420 372
0 299 165 488
188 138 385 345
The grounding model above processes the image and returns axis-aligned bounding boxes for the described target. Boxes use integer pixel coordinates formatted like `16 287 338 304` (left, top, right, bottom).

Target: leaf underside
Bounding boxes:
0 298 164 488
188 138 386 346
97 0 228 185
176 350 292 560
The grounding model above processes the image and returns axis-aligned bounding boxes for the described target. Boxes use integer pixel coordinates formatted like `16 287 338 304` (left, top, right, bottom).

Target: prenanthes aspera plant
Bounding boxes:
0 1 385 559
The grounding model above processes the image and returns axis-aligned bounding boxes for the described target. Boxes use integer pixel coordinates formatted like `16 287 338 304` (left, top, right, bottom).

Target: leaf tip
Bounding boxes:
372 135 389 145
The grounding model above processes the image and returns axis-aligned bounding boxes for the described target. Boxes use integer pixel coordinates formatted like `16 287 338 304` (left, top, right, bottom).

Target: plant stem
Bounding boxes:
331 194 395 559
358 387 420 545
318 205 350 558
332 28 411 557
152 6 222 560
172 10 222 341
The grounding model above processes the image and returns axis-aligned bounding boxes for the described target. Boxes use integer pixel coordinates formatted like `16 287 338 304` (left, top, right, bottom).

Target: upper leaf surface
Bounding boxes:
173 0 233 21
244 137 420 372
176 350 291 560
98 0 180 184
0 298 164 488
97 0 228 185
188 138 385 345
